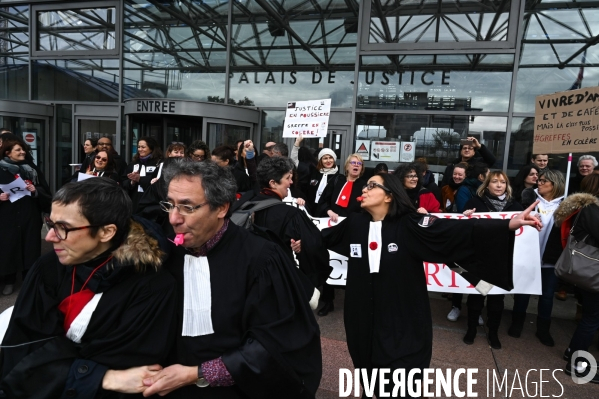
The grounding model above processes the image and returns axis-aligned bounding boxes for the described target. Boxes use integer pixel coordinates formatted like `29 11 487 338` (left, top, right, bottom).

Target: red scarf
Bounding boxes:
58 256 112 333
335 181 354 208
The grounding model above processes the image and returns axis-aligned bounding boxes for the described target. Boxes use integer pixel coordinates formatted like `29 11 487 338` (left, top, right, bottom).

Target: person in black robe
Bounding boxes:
232 157 332 299
0 178 177 398
440 137 496 188
0 137 52 295
316 153 367 316
121 136 162 208
322 173 541 398
140 159 321 399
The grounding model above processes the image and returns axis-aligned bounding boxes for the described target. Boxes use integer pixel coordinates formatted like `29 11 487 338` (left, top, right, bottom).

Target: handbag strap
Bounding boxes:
570 209 583 234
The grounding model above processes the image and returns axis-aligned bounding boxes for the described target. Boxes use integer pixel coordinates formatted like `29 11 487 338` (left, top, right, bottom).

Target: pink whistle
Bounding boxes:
356 196 363 202
173 234 185 246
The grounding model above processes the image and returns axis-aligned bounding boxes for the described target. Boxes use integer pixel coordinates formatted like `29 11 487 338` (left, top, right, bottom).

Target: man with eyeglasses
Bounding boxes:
96 136 127 176
0 178 177 398
140 159 322 399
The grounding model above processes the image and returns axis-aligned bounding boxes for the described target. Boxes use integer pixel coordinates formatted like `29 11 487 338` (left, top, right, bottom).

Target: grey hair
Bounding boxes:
163 158 237 211
272 142 289 157
257 157 294 188
578 155 598 167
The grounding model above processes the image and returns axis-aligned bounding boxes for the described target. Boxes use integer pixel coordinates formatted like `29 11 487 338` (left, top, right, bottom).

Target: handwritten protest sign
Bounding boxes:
0 176 31 203
282 99 331 138
533 86 599 154
292 205 542 295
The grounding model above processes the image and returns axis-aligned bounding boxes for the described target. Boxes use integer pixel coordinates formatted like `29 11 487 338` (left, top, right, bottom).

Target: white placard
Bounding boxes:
355 140 371 161
77 173 97 181
282 99 331 138
0 176 31 202
371 141 400 163
400 141 416 162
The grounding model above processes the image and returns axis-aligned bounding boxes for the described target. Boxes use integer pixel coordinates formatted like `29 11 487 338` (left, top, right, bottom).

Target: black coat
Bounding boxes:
249 193 332 288
322 212 516 372
164 223 322 398
0 166 50 277
121 158 160 207
0 219 177 398
464 195 524 213
305 169 340 212
316 175 367 218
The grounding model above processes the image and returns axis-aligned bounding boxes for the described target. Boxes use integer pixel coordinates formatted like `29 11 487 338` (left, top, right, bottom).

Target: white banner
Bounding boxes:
295 207 542 295
282 99 331 138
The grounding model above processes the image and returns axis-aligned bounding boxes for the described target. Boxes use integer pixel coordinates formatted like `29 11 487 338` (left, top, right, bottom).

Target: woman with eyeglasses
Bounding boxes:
460 171 524 349
322 173 540 397
395 162 440 214
0 178 177 398
316 153 367 317
508 169 565 347
85 150 119 182
0 137 52 296
187 140 210 162
122 136 162 208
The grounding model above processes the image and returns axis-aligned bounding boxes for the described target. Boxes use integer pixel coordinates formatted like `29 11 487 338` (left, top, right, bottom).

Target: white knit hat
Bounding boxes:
318 148 337 162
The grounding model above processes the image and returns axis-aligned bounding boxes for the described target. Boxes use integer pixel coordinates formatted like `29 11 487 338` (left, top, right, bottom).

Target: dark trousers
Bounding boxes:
569 289 599 353
467 294 505 313
452 293 464 309
513 267 558 320
321 283 335 303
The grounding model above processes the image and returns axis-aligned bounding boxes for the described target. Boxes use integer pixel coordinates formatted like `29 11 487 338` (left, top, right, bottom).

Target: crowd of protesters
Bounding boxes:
0 129 598 398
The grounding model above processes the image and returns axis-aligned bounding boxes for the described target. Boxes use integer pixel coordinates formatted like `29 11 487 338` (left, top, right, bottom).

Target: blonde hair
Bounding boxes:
477 170 513 200
344 153 365 177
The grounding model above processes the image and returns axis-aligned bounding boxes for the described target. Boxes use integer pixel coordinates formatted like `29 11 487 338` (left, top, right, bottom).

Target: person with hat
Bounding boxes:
292 136 340 213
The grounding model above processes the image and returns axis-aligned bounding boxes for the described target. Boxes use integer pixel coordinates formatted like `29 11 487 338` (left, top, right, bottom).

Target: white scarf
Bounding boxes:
315 166 339 203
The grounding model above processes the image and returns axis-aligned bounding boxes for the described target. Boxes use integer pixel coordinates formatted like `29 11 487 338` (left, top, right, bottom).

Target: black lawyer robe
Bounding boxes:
316 176 367 218
163 222 322 399
322 212 515 372
0 220 177 399
240 192 332 289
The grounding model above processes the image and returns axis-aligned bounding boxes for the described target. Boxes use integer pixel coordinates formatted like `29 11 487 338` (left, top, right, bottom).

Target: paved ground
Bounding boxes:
2 236 597 398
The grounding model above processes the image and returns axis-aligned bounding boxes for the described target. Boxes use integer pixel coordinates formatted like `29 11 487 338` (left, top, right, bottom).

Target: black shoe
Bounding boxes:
507 312 525 338
564 362 599 384
564 348 571 361
535 317 555 347
463 327 477 345
318 302 334 317
488 332 502 349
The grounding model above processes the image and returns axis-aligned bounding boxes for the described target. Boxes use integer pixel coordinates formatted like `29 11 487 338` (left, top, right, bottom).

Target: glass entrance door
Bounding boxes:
0 115 48 174
205 120 252 151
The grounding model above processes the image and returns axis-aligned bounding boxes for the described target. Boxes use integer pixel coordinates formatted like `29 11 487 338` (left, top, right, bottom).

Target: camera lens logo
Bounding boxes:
571 350 597 384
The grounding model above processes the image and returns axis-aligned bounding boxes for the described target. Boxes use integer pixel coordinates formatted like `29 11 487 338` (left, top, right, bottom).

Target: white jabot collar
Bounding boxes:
368 221 382 273
182 255 214 337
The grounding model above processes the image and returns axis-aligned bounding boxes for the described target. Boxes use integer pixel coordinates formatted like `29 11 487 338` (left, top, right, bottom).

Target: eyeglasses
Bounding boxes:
537 179 551 185
192 154 206 160
97 142 112 147
363 181 391 192
95 156 107 162
406 174 419 179
159 201 208 215
44 216 100 241
349 161 363 166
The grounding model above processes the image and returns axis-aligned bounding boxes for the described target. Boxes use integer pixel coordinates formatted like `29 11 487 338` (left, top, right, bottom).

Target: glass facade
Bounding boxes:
0 0 597 183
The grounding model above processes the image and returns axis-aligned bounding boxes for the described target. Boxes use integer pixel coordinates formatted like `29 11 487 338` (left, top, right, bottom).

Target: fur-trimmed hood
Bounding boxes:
111 218 165 271
554 193 599 227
